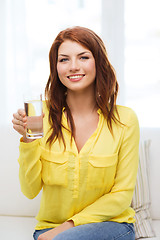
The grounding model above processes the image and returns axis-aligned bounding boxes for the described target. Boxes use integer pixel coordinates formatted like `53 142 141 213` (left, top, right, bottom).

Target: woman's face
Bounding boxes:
57 40 96 94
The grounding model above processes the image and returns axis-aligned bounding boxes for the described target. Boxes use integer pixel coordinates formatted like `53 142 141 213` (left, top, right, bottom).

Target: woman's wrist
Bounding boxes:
22 134 35 143
66 220 75 227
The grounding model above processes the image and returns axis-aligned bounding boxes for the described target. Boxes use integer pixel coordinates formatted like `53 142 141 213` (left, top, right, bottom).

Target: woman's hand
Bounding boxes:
37 220 75 240
12 109 27 136
12 109 33 143
12 109 45 143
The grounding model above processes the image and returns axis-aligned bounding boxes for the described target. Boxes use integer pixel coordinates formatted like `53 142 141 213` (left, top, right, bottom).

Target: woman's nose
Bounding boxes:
69 59 80 72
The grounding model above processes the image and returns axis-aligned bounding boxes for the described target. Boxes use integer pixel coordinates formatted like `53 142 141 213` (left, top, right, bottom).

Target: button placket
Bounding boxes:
73 154 80 198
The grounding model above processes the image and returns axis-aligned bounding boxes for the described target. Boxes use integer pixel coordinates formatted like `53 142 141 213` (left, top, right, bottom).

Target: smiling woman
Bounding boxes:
45 26 120 148
57 40 96 93
12 26 139 240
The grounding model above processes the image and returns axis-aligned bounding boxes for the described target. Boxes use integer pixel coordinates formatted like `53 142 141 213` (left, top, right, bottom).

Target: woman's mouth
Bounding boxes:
67 74 85 82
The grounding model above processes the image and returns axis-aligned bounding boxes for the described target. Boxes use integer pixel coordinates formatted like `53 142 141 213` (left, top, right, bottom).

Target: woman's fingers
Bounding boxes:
18 109 26 118
13 109 26 120
12 117 25 126
12 109 27 135
13 123 26 135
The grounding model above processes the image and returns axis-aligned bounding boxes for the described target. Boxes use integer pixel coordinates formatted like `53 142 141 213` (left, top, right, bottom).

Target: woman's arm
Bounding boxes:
18 139 43 199
37 220 74 240
12 108 44 199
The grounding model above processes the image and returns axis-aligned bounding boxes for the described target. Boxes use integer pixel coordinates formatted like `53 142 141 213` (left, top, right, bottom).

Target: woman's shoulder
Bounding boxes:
116 105 139 126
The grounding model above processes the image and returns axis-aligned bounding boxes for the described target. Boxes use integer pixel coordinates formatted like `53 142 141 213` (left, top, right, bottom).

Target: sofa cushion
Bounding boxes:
152 220 160 237
0 215 37 240
139 220 160 239
132 139 155 239
140 128 160 220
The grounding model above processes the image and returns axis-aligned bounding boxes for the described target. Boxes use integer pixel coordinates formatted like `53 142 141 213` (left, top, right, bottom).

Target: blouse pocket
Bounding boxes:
87 153 118 190
41 150 69 186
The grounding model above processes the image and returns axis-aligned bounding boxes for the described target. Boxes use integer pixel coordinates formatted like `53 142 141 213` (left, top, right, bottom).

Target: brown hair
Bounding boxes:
45 26 119 147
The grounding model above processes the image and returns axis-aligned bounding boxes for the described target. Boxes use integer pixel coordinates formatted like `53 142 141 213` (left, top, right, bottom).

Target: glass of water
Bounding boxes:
24 94 43 139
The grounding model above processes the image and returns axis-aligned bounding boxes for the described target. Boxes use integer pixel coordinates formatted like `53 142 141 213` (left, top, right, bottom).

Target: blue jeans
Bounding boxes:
33 221 135 240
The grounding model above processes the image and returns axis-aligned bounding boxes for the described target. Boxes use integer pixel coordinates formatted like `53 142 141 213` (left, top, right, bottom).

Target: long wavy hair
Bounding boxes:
45 26 120 148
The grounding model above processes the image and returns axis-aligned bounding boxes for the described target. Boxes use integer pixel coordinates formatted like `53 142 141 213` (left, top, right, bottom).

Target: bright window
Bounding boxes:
125 0 160 127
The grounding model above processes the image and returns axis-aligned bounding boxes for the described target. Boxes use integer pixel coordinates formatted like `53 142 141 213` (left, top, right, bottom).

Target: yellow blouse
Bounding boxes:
18 103 140 230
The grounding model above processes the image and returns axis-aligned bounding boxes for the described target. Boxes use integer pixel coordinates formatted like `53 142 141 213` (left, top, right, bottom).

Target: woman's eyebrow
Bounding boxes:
58 51 91 57
58 54 69 57
77 51 91 56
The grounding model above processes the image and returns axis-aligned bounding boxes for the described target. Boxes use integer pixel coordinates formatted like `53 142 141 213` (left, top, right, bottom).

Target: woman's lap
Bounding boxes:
33 221 135 240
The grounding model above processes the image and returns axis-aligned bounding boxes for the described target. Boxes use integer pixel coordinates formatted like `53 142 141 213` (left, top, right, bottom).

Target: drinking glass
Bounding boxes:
24 94 43 139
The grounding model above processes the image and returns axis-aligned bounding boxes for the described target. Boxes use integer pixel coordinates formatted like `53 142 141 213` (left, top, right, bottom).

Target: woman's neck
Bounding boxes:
66 89 98 115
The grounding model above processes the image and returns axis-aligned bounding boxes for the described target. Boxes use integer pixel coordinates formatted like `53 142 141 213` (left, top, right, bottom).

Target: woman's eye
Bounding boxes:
59 58 68 62
80 56 89 60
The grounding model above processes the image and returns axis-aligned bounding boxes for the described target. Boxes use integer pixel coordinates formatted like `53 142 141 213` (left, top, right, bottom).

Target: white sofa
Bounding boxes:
0 126 160 240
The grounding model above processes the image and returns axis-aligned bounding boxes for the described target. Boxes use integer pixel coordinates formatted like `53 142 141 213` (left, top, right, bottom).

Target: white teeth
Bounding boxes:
68 75 84 79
